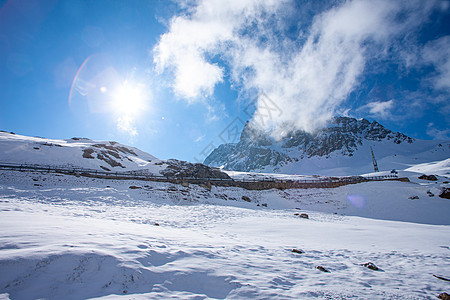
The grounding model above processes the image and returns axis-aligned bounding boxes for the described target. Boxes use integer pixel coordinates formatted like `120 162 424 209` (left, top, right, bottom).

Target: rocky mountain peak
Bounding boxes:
204 116 419 173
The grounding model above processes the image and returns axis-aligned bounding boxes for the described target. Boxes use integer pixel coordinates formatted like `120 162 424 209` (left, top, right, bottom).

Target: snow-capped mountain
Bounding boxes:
0 131 229 179
204 117 450 175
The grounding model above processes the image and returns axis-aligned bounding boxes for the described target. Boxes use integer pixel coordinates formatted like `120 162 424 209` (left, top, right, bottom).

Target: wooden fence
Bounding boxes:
0 163 406 190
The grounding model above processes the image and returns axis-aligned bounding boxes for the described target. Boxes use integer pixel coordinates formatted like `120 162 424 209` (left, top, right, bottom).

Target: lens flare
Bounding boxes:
347 194 366 209
68 54 121 114
67 54 150 136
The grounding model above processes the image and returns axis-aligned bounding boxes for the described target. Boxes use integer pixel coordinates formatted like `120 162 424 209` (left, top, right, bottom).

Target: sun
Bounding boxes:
111 81 147 116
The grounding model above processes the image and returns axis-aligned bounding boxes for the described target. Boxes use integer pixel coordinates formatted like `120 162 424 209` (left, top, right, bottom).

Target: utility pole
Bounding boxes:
370 146 379 172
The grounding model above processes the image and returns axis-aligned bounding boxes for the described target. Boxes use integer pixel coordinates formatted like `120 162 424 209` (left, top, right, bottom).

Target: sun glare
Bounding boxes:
111 81 147 116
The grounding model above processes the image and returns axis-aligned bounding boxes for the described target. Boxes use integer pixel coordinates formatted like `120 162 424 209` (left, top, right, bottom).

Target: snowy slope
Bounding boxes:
0 131 229 179
404 158 450 176
0 170 449 299
0 131 160 172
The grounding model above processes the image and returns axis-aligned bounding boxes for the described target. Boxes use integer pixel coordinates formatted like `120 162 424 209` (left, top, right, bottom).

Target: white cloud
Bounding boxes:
363 100 394 119
154 0 283 101
154 0 438 135
116 116 138 137
427 123 450 140
194 134 206 143
422 35 450 91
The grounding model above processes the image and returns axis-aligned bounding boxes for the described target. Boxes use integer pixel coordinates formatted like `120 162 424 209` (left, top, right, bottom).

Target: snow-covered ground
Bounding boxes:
1 169 449 299
404 158 450 177
223 170 335 181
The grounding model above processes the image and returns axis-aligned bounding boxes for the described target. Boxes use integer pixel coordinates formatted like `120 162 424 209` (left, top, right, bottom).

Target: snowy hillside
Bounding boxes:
0 131 228 179
0 131 159 172
204 117 450 176
0 167 449 299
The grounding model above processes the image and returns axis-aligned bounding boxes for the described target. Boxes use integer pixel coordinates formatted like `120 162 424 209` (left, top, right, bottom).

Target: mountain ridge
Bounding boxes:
204 116 449 176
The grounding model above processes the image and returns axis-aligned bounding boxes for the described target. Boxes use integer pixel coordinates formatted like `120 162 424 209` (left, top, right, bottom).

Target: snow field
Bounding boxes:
0 170 449 299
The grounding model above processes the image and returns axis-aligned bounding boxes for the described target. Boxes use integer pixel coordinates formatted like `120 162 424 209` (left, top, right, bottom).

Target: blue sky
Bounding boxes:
1 0 449 162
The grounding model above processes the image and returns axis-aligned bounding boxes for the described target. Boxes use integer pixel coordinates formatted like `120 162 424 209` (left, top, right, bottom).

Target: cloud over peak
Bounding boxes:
154 0 444 135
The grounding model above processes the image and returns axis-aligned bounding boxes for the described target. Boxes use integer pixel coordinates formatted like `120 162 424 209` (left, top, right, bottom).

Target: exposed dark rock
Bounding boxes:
161 159 231 179
362 262 379 271
242 196 251 202
409 196 419 200
129 186 141 189
439 188 450 199
438 292 450 300
203 143 236 166
292 249 304 254
261 203 268 207
427 190 435 197
81 143 138 168
90 144 138 164
418 174 438 181
106 150 121 159
82 148 95 159
215 193 228 200
168 186 177 192
39 142 62 147
200 182 212 190
299 213 309 219
71 137 91 141
97 153 124 168
434 275 450 282
316 266 329 272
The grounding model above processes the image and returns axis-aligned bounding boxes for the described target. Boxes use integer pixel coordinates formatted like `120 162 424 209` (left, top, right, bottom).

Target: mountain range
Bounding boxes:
204 117 450 176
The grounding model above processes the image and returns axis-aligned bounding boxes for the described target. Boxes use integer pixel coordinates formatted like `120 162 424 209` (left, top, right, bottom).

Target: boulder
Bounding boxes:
418 174 438 181
242 196 251 202
362 262 379 271
439 188 450 199
438 292 450 300
161 159 231 179
316 266 329 272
